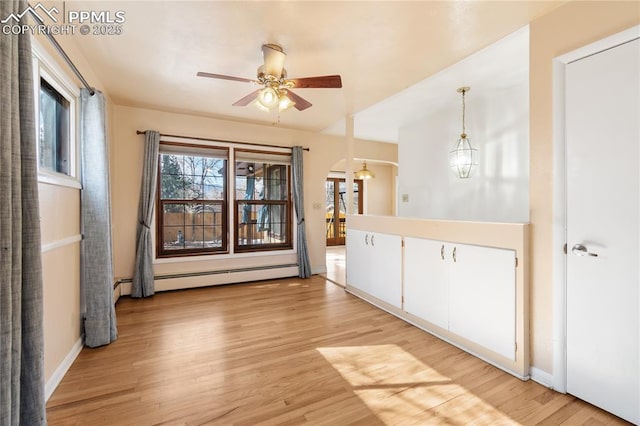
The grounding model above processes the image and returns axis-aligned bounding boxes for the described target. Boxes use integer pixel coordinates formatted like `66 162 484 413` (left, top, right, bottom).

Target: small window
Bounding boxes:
39 78 70 175
235 151 292 252
157 146 228 257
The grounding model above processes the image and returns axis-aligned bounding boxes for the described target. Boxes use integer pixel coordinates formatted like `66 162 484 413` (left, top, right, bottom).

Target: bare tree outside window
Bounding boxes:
157 152 227 256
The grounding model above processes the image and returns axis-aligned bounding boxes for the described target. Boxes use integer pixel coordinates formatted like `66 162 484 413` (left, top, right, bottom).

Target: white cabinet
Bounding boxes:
346 230 368 290
404 238 449 329
346 230 402 308
404 237 516 360
448 243 516 360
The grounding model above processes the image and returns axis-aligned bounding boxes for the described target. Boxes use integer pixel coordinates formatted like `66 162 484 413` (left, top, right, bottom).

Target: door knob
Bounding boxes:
571 244 598 257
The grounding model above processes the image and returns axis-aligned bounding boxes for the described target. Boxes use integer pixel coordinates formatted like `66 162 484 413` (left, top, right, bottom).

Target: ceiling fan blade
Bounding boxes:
286 90 312 111
287 75 342 89
197 72 256 84
262 44 286 77
232 89 260 107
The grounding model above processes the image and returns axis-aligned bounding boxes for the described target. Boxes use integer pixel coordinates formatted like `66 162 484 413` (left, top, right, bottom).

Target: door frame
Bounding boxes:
325 177 363 246
551 25 640 393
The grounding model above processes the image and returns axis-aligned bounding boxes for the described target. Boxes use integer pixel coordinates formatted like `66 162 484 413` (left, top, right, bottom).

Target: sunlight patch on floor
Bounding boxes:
249 283 282 289
317 345 519 425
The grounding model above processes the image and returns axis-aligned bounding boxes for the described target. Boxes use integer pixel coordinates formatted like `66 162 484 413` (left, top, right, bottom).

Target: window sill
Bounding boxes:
38 171 82 190
153 248 296 264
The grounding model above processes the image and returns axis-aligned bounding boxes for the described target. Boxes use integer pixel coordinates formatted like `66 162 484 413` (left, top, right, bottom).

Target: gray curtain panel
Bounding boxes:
131 131 160 297
292 146 312 278
0 0 47 423
80 89 118 347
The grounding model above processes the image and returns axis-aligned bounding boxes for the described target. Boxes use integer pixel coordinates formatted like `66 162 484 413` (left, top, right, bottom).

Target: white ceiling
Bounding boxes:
324 26 530 142
61 1 563 137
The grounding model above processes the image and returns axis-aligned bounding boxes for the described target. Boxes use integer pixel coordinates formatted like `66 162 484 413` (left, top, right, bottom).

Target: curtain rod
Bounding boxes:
136 130 310 152
28 7 95 96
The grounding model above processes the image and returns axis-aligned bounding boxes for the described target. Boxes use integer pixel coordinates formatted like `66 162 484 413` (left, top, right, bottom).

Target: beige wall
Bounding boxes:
365 163 396 216
529 1 639 373
112 105 398 280
328 159 397 217
40 184 81 381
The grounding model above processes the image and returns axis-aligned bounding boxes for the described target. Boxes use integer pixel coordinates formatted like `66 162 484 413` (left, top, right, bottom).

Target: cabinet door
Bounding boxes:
404 238 449 329
369 232 402 308
449 244 516 360
346 229 370 292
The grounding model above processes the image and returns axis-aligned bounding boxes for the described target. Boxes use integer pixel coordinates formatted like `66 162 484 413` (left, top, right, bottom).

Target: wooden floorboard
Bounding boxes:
46 276 631 425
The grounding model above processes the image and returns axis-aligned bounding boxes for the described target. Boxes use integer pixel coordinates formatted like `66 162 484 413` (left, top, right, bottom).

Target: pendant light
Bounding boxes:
449 86 478 179
354 161 375 180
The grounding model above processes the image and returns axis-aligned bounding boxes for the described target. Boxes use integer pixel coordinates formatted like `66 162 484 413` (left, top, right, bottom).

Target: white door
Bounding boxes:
566 38 639 424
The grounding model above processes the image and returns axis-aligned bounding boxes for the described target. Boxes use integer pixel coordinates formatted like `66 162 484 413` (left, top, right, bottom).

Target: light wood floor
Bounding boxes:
47 276 630 425
322 245 346 286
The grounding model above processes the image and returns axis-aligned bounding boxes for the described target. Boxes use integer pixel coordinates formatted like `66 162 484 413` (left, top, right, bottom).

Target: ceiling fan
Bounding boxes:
197 44 342 112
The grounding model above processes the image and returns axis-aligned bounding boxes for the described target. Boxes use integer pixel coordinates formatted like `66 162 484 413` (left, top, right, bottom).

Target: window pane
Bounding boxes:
162 202 224 252
326 181 336 238
158 145 229 256
353 180 362 215
235 162 288 202
163 203 185 250
235 156 290 251
338 181 347 216
39 78 70 175
236 202 288 247
159 153 225 201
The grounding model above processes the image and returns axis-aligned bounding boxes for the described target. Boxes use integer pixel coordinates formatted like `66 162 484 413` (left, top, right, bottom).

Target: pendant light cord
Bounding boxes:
461 88 466 136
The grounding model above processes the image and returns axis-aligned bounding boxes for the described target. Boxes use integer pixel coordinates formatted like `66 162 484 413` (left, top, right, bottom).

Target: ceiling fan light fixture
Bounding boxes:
354 161 375 180
198 43 342 113
278 92 295 111
257 86 279 109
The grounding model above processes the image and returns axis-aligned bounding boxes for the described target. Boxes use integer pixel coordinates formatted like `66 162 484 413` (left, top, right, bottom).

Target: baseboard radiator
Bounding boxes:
114 263 299 297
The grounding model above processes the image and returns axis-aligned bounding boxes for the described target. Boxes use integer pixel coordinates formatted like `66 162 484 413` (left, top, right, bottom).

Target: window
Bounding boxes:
235 150 292 252
32 39 79 187
157 145 228 257
39 78 71 175
156 143 293 258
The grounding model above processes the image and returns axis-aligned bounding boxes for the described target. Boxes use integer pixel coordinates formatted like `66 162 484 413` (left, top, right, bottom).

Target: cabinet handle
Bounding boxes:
452 246 457 263
440 244 445 260
371 235 375 246
365 234 369 245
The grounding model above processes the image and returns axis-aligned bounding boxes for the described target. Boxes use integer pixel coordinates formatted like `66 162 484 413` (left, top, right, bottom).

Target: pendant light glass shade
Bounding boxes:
450 135 478 178
449 87 478 179
255 87 296 112
354 161 375 180
278 92 295 111
257 86 279 109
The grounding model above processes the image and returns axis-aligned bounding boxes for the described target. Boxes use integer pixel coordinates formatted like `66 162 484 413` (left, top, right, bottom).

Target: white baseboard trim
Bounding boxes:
530 366 554 389
118 266 299 296
45 337 84 401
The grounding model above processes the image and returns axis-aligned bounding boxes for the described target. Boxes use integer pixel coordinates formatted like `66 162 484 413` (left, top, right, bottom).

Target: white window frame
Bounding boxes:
32 38 81 189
